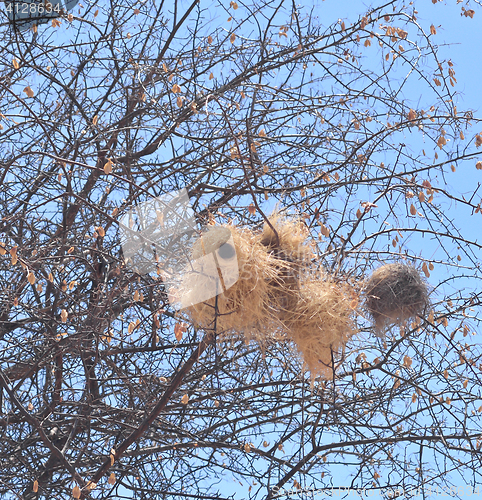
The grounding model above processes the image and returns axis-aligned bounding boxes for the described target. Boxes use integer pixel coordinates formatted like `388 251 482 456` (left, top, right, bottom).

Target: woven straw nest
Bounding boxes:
363 263 429 335
181 214 359 378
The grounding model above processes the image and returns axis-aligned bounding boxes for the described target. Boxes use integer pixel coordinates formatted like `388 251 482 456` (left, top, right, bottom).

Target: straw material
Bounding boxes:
182 215 359 377
184 225 283 339
364 263 429 335
283 279 358 377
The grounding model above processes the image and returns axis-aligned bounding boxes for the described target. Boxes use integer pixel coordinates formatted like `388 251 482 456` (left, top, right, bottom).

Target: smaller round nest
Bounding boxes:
364 263 429 334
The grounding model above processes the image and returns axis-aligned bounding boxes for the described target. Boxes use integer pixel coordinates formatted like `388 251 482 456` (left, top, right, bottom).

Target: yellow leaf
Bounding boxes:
24 86 35 98
108 473 116 485
72 485 81 499
27 271 36 285
33 480 38 492
181 394 189 404
230 33 236 44
104 158 113 174
51 18 61 27
13 57 20 70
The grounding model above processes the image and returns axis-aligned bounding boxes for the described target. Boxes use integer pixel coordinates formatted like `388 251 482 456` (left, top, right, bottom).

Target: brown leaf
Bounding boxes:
430 24 436 35
181 394 189 405
72 485 81 499
174 322 187 341
409 204 416 215
422 262 430 278
248 204 256 215
24 86 35 98
27 271 36 285
108 473 116 485
60 309 68 323
12 57 20 70
230 33 236 43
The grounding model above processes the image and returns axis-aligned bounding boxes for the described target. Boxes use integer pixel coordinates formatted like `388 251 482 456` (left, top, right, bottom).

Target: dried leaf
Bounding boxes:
181 394 189 404
422 262 430 278
171 83 181 94
72 485 81 499
108 473 116 485
174 322 186 341
13 57 20 70
230 33 236 43
430 24 436 35
60 309 68 323
409 204 416 215
27 271 36 285
104 159 113 174
92 115 99 126
24 86 35 98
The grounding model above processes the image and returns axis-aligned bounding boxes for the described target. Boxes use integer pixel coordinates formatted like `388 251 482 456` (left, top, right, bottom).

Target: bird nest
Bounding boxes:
363 263 429 335
180 215 359 378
